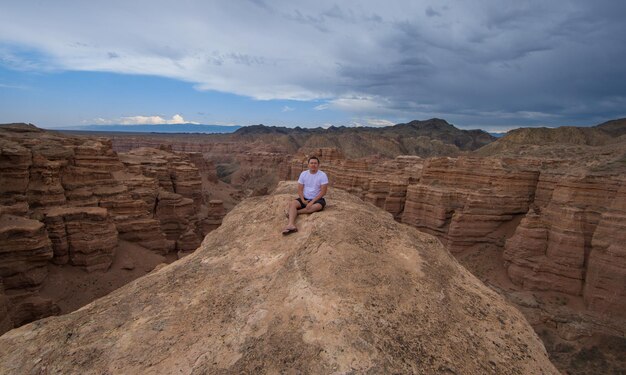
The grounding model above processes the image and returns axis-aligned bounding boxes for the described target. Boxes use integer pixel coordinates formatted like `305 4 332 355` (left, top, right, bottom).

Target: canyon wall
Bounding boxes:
0 125 225 332
287 149 625 322
0 182 558 374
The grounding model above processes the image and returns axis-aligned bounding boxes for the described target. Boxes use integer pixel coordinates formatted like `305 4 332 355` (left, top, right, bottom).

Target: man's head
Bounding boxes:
307 156 320 173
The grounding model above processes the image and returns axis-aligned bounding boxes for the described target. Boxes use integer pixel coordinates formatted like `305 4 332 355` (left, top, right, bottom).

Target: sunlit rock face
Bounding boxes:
503 173 625 317
583 183 626 317
0 124 226 332
0 182 558 375
286 148 626 319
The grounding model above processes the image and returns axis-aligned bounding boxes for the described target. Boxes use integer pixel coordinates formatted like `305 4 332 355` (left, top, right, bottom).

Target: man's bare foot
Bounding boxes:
282 226 298 235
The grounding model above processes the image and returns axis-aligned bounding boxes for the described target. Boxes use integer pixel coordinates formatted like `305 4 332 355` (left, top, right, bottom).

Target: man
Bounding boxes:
282 156 328 235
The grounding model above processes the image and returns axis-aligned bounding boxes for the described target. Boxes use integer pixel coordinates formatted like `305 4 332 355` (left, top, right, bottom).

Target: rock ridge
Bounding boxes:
0 182 558 374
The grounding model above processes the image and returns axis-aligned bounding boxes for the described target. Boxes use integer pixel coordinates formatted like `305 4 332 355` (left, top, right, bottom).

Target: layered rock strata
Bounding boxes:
0 215 52 293
43 207 118 271
583 184 626 317
402 157 540 253
503 173 625 316
0 124 226 330
0 281 12 335
286 150 625 320
0 214 58 329
228 151 291 196
118 147 221 252
0 182 557 374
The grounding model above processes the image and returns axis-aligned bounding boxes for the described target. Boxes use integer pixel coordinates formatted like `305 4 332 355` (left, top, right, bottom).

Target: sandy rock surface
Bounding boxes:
0 182 557 374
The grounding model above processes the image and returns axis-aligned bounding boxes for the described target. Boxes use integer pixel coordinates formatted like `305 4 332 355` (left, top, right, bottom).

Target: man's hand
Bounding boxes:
305 200 314 208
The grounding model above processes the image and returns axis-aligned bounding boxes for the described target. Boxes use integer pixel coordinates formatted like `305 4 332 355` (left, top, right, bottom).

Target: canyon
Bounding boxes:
1 119 625 373
0 124 226 329
0 183 559 374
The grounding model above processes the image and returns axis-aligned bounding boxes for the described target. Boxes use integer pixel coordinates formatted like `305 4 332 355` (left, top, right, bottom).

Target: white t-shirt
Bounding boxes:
298 170 329 200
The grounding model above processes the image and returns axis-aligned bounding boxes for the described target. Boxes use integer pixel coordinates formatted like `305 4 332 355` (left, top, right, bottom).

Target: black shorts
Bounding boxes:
296 197 326 210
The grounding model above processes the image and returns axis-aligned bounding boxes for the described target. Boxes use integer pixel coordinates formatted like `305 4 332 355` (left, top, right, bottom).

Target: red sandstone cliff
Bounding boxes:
0 124 226 332
0 183 558 374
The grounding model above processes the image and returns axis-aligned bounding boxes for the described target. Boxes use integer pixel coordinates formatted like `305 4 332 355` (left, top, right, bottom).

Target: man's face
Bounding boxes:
308 159 319 172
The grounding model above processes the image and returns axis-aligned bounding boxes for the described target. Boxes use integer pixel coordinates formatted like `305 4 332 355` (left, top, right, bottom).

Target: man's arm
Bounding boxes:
298 183 306 202
306 184 328 207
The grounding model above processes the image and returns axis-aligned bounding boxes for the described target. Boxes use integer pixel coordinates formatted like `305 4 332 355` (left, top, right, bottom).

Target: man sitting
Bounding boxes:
282 156 328 235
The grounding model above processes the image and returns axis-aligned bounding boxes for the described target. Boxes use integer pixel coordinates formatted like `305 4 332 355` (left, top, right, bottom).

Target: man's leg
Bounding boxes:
297 203 323 215
285 199 302 229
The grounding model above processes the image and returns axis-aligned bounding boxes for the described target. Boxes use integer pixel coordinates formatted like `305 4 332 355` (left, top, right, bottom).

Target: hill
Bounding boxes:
475 118 626 159
233 118 496 158
0 182 558 374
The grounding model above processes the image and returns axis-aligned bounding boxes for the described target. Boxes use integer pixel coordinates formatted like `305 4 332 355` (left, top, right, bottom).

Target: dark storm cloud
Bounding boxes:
0 0 624 129
323 1 626 128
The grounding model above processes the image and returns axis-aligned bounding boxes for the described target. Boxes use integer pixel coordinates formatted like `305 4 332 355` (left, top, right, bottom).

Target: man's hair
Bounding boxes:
308 156 320 164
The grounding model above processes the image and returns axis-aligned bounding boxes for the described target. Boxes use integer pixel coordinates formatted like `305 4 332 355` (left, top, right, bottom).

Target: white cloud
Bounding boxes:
91 114 197 125
325 96 393 114
211 121 238 126
281 106 295 112
0 1 624 127
92 117 112 125
366 118 395 127
482 125 526 133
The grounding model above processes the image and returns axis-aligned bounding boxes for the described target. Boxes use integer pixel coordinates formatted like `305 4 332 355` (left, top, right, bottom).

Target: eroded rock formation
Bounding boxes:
0 214 57 328
0 124 226 332
44 207 118 271
582 184 626 317
285 147 625 325
0 182 558 374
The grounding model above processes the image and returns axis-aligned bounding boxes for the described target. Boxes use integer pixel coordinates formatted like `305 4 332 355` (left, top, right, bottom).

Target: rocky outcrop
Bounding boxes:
503 173 624 312
43 207 118 271
0 281 12 335
0 182 558 374
26 154 66 211
73 139 124 172
0 215 52 291
118 148 219 252
201 200 225 234
155 190 200 252
0 214 58 327
230 151 291 195
286 150 625 322
0 124 226 331
187 152 218 183
401 157 540 252
582 184 626 318
0 139 31 216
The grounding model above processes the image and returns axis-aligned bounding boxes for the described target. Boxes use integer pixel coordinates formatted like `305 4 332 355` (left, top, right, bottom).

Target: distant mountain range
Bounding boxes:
231 118 496 158
58 123 242 134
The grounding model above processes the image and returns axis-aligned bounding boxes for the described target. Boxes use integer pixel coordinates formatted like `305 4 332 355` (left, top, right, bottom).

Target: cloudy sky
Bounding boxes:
1 1 625 131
